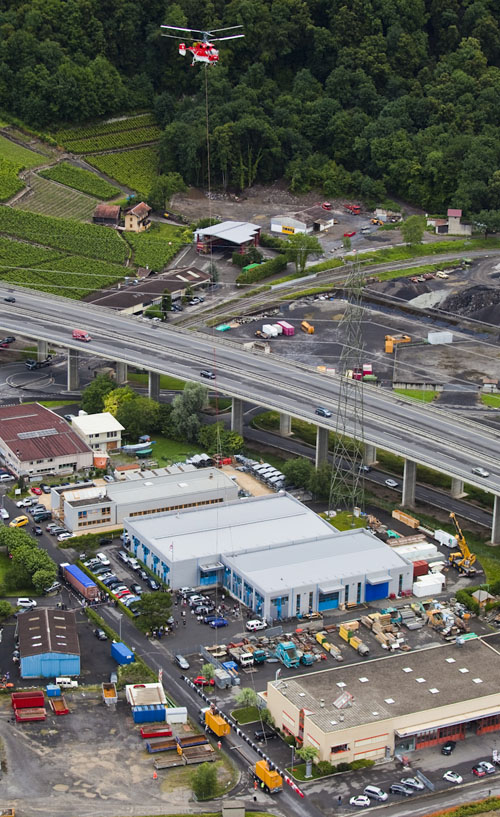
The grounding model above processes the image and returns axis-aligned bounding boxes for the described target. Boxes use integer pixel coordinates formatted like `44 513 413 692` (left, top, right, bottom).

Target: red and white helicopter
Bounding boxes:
160 25 244 65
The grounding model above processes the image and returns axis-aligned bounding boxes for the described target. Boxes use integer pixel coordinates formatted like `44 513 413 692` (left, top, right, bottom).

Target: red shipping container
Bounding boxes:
11 690 44 709
413 560 429 578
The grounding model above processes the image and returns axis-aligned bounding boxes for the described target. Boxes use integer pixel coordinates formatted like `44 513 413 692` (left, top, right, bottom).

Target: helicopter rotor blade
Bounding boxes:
160 25 206 34
210 34 245 41
206 25 244 34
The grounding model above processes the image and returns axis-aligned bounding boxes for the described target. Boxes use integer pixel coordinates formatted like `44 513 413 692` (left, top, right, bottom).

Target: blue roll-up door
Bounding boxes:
365 582 389 602
318 592 340 611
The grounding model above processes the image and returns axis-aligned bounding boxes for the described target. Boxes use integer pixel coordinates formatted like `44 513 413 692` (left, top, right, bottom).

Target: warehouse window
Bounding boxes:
398 574 403 594
345 585 350 603
308 591 313 611
356 582 362 603
296 594 301 615
331 744 349 754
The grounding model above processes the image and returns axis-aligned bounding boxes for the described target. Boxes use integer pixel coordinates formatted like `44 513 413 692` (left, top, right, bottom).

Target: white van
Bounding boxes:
55 677 78 688
0 474 14 482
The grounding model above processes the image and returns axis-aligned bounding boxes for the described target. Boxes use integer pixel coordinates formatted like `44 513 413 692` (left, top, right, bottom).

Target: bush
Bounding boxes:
284 735 296 746
191 762 218 800
336 762 351 772
191 217 221 230
67 529 123 552
455 589 480 614
317 761 334 775
232 247 263 267
350 758 375 770
236 253 287 284
259 232 289 250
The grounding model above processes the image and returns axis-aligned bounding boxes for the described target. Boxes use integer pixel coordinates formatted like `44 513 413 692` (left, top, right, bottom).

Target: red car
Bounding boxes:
472 765 486 777
31 487 42 496
343 231 356 238
115 590 133 599
193 676 215 686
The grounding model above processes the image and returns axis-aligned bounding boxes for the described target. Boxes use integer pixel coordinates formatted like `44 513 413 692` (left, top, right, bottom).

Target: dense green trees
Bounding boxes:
3 0 500 215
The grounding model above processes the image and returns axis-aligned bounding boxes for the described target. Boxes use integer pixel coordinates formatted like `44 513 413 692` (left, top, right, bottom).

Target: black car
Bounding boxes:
254 726 277 741
130 583 142 595
200 370 216 379
31 526 43 536
389 784 414 797
94 628 108 641
146 576 160 590
4 296 15 303
2 337 15 344
40 484 51 494
99 537 113 546
441 740 456 755
102 575 119 587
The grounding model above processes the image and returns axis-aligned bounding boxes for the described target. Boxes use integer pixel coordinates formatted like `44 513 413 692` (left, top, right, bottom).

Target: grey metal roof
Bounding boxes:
197 221 261 244
270 636 500 734
125 492 332 563
224 528 409 594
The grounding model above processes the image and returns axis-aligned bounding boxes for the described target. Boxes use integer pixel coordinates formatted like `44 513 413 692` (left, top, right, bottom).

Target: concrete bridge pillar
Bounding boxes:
279 413 292 436
402 458 417 508
451 478 466 499
148 371 160 402
115 361 128 385
37 340 49 361
231 397 243 436
492 496 500 546
67 348 79 391
315 426 329 468
364 444 377 466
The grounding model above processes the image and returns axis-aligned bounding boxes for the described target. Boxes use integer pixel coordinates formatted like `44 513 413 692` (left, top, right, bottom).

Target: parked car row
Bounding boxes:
83 555 142 610
118 550 160 590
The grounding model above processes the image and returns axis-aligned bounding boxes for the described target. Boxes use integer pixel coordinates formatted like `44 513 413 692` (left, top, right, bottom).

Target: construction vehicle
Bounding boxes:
448 513 477 577
252 760 283 793
344 203 361 216
370 218 383 225
275 641 300 668
205 708 231 738
385 334 411 354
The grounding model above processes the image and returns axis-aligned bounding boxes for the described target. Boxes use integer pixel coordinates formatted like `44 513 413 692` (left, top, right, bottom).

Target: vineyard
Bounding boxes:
62 126 162 153
15 173 99 221
40 163 120 200
0 236 63 269
0 135 44 202
0 207 129 263
123 223 184 270
55 113 156 142
87 147 159 196
1 255 127 299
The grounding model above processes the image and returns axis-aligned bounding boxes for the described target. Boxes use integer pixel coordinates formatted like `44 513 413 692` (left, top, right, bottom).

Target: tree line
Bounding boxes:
1 0 500 215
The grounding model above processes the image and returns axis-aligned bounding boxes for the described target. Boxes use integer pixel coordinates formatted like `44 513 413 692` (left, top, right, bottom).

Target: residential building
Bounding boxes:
59 466 238 533
427 208 472 236
265 635 500 762
124 493 412 604
18 608 80 679
71 412 124 452
0 403 92 477
125 202 152 233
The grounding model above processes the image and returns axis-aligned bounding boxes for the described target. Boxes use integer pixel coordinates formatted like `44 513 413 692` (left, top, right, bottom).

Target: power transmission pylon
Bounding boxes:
329 254 366 514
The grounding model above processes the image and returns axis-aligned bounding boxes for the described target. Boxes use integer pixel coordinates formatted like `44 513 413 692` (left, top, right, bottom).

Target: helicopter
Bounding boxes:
160 25 244 65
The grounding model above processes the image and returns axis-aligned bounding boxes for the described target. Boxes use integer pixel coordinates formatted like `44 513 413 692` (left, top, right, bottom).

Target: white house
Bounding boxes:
71 412 124 452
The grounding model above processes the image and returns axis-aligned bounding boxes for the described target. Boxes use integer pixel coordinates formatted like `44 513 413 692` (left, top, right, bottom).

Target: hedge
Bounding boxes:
236 254 287 284
259 232 289 251
77 559 135 619
60 529 123 551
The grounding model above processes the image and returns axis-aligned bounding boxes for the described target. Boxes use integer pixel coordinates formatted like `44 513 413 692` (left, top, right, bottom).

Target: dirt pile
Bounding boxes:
442 285 500 325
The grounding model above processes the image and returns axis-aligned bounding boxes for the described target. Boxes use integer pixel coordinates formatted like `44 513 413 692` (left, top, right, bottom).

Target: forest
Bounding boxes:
1 0 500 213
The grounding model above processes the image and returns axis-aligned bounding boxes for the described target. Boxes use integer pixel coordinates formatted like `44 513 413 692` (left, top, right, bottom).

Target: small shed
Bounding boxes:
125 202 152 233
111 641 135 665
271 205 336 234
472 589 495 609
18 608 80 679
93 204 120 227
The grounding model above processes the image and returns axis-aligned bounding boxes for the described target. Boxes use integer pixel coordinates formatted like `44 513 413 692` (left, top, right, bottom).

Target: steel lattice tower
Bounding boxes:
329 255 366 514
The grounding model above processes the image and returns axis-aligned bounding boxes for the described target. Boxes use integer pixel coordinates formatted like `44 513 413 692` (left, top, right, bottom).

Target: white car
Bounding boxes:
96 552 110 566
385 478 399 488
401 777 425 790
477 761 496 774
350 795 370 808
16 498 32 508
472 466 490 478
17 597 37 608
0 508 9 519
246 619 267 632
443 770 463 784
57 532 73 542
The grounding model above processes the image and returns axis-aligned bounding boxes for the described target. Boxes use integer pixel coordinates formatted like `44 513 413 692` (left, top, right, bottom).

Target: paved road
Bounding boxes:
1 286 500 502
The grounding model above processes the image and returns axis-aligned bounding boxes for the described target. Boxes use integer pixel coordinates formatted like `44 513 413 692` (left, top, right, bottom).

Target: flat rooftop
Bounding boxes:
224 528 409 594
270 636 500 733
125 492 333 563
71 412 124 435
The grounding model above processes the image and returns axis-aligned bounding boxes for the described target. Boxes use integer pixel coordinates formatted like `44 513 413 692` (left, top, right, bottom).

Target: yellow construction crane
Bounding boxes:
448 512 476 576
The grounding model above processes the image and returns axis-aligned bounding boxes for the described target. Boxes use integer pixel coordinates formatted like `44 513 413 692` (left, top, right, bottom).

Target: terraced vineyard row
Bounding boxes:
0 135 44 202
0 236 64 268
40 163 119 200
0 207 128 263
55 113 156 142
2 255 127 299
123 223 184 270
15 173 99 221
63 126 161 154
87 147 159 196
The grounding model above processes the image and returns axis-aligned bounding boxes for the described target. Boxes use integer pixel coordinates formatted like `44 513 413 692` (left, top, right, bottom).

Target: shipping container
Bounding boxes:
132 704 166 723
205 710 230 737
111 641 135 665
271 323 283 335
413 560 429 579
140 726 173 739
61 563 98 601
277 320 295 336
11 690 45 709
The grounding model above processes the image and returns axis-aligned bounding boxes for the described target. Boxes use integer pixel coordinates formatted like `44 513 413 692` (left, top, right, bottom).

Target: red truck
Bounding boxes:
11 691 46 722
344 203 361 215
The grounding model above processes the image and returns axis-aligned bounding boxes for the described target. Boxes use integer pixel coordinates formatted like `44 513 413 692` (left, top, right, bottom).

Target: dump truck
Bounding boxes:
252 760 283 793
205 709 231 737
228 647 254 667
344 203 361 215
102 682 117 705
275 641 300 668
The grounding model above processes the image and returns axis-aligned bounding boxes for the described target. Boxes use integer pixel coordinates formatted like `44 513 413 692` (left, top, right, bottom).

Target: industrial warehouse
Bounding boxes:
124 493 413 614
55 467 238 532
17 608 80 679
265 635 500 763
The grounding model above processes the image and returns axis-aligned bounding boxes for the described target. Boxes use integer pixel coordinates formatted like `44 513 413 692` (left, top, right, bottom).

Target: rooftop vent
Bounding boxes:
473 678 483 684
336 682 346 688
402 667 412 673
429 688 439 694
459 668 469 673
384 698 395 704
416 677 426 683
358 677 369 683
446 657 456 663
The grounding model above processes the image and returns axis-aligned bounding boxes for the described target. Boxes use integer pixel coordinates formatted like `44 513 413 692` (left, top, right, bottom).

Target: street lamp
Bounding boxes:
118 614 123 641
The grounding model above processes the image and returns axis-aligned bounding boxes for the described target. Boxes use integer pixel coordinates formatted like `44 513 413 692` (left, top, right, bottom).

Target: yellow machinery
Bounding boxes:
448 512 476 577
385 334 411 353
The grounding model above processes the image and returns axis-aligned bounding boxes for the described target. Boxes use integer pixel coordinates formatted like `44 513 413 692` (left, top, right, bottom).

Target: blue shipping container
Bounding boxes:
46 684 61 697
111 641 135 665
132 704 166 724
